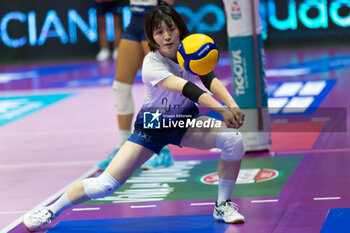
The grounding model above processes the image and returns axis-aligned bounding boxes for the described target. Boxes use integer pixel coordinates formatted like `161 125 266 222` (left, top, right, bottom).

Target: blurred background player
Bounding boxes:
94 0 123 61
96 0 176 170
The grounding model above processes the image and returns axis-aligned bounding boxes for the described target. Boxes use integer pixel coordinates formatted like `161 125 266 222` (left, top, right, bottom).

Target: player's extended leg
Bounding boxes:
180 116 245 224
23 142 154 232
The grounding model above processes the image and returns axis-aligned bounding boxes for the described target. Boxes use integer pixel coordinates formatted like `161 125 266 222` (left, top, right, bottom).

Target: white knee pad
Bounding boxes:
83 172 121 199
216 128 245 162
113 80 134 114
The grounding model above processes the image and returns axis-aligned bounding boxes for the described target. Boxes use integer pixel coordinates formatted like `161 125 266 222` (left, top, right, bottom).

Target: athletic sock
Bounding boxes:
217 178 236 206
47 192 73 216
118 129 131 148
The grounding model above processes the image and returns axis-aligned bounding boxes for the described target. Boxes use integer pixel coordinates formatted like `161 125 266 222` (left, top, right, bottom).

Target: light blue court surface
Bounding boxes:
0 93 73 127
47 215 231 233
320 208 350 233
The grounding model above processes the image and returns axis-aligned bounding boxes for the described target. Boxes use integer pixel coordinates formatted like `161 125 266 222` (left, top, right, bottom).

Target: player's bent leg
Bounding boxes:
216 128 244 162
179 116 224 150
179 117 245 224
216 127 244 181
142 116 217 170
215 128 245 223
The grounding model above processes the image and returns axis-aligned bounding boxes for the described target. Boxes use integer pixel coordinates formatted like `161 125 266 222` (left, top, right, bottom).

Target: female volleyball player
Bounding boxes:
96 0 176 170
23 6 245 231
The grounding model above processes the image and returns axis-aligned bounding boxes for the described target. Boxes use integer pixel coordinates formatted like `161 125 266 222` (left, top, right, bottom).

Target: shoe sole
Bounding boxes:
23 219 33 232
214 216 245 224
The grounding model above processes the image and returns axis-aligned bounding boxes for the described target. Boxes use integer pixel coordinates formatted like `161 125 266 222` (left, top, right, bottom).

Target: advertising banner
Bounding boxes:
223 0 271 151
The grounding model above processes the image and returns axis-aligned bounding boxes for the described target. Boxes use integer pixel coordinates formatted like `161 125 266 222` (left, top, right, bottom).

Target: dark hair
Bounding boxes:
145 6 190 52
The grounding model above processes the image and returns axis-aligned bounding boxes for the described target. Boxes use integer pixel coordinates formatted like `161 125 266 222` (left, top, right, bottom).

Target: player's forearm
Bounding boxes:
198 93 226 116
210 78 239 108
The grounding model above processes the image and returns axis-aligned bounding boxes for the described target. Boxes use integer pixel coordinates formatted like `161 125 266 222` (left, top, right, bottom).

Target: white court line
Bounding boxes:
1 167 98 233
311 117 330 122
0 161 96 169
271 119 288 124
0 128 115 137
190 202 215 206
72 207 100 211
0 211 27 215
130 205 157 208
313 197 341 201
251 199 278 203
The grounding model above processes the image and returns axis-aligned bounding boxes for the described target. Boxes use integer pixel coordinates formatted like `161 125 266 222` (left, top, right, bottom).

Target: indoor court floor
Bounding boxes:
1 46 350 233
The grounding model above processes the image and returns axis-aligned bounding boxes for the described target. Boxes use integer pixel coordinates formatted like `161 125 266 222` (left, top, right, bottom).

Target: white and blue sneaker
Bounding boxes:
213 200 245 224
96 148 119 170
23 207 55 232
141 146 174 170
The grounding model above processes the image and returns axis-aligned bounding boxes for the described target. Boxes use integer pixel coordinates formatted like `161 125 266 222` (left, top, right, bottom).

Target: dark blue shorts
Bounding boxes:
128 128 189 154
128 111 201 154
94 1 120 15
122 14 147 42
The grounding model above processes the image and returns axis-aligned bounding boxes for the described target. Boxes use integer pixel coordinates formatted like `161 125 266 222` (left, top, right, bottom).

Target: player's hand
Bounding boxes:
228 107 245 128
221 109 240 129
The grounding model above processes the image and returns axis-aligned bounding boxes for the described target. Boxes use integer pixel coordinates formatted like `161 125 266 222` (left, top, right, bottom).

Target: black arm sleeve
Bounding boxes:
182 81 206 103
199 71 216 91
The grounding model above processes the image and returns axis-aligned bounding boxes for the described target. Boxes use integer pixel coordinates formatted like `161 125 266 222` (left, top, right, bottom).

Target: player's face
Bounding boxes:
153 20 180 61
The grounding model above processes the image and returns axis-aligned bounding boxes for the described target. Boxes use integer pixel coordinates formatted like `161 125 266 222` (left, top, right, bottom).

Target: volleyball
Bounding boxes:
177 34 219 76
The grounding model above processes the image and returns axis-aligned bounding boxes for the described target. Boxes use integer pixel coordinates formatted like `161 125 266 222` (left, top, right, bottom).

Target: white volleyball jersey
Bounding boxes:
141 50 197 115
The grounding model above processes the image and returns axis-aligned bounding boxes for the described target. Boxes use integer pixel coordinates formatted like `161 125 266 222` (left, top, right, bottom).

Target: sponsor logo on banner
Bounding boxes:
232 49 247 96
200 168 279 185
231 0 242 20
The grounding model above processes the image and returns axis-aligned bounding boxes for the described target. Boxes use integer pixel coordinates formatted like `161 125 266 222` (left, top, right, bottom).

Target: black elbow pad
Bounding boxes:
199 71 216 91
182 81 206 103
